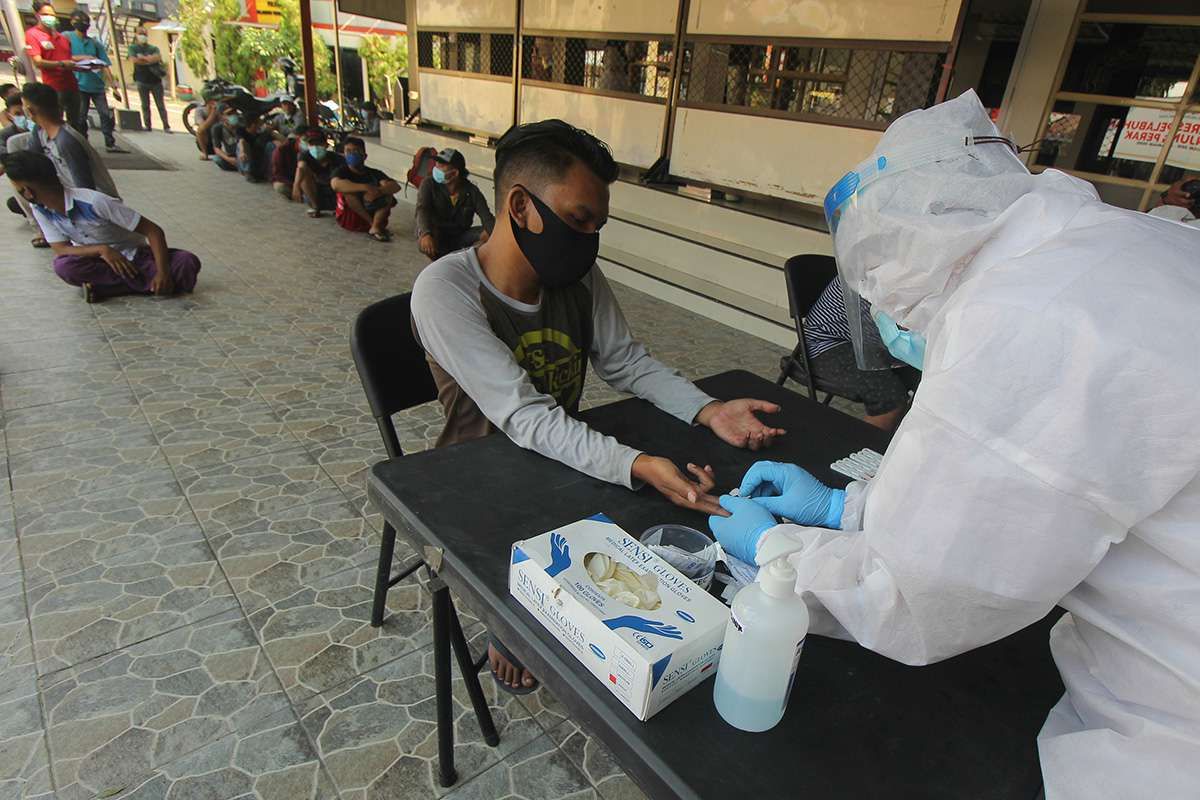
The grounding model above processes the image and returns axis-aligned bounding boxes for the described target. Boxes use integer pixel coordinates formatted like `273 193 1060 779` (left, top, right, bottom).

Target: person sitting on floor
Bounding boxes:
235 114 277 182
193 98 220 159
329 136 400 241
295 128 342 218
411 119 784 693
210 106 242 172
272 98 305 136
271 127 306 199
415 147 494 259
0 94 29 154
800 277 919 432
2 150 200 302
22 81 118 198
0 84 20 125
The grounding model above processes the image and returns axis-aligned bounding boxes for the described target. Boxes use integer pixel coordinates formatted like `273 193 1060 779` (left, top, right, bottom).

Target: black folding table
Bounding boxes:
368 370 1064 800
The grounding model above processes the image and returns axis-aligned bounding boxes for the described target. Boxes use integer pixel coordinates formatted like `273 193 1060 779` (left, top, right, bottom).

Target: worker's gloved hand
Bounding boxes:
738 461 846 529
709 495 778 563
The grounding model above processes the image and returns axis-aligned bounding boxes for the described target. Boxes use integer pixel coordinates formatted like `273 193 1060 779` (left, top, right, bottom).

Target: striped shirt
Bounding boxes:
802 279 854 358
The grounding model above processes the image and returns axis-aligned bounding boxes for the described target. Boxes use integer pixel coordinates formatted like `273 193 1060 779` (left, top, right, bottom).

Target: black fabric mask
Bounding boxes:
509 186 598 289
72 21 88 32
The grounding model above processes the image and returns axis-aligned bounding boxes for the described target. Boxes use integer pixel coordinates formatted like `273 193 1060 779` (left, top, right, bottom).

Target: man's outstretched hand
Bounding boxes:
696 399 786 451
632 455 728 517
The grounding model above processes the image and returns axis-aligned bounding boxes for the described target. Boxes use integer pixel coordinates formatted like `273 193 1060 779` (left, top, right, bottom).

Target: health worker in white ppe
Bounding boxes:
709 89 1200 798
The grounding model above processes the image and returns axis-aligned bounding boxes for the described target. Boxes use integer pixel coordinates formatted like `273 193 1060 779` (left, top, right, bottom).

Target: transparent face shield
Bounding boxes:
823 130 1017 370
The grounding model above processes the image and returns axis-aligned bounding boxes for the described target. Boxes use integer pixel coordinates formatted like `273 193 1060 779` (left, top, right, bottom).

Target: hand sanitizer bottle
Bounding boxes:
712 556 809 732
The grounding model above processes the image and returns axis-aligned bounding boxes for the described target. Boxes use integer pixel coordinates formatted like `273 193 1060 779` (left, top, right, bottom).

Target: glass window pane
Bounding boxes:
820 49 851 74
1060 23 1200 101
1159 110 1200 184
1035 100 1172 181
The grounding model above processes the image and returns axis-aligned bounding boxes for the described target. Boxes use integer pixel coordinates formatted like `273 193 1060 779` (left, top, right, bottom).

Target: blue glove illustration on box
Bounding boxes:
603 615 684 640
546 532 572 577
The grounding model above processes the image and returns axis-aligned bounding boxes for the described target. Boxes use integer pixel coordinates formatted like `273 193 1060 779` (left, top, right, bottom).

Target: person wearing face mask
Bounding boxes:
0 94 46 246
708 91 1200 799
411 119 786 694
414 148 494 259
24 3 86 132
329 136 400 240
209 108 242 171
294 131 342 218
128 25 171 133
65 10 124 153
0 95 30 154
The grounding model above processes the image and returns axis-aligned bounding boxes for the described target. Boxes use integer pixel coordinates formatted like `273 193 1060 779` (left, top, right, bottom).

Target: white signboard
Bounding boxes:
1111 107 1200 171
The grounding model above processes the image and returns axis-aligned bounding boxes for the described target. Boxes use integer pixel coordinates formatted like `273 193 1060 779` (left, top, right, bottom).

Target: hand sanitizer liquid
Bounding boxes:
713 556 809 732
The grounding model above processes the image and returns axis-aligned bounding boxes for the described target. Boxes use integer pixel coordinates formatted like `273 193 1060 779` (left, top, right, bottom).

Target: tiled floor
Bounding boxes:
0 130 794 799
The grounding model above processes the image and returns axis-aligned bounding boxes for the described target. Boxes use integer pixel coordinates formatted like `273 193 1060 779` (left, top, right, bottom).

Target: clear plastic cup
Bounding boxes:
640 524 717 590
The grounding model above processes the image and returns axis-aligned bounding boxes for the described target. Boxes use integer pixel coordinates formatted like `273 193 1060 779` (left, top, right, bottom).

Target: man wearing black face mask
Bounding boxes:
412 119 786 693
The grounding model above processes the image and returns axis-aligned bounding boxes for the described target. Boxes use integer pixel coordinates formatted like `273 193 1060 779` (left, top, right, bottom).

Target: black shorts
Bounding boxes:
809 343 920 416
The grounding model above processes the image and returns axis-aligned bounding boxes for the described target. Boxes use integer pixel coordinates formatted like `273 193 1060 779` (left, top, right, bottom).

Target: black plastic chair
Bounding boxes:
351 293 498 787
776 254 841 404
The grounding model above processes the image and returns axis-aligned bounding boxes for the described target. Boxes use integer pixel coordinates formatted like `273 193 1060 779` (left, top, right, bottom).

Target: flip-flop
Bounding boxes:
368 230 392 242
31 236 49 248
306 208 322 218
488 636 538 695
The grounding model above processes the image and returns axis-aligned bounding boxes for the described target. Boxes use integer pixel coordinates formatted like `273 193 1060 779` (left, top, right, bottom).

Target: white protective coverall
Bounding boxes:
763 91 1200 798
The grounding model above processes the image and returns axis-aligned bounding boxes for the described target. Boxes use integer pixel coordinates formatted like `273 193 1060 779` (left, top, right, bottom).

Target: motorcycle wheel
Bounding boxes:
182 102 200 136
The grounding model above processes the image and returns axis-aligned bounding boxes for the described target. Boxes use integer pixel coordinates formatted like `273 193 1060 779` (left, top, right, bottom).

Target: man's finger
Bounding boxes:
748 399 781 414
686 463 717 492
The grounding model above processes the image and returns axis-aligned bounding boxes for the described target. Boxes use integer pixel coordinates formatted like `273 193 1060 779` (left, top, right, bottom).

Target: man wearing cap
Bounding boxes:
415 148 494 259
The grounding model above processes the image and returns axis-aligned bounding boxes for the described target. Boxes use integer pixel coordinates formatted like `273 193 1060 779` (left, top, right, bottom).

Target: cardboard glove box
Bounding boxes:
509 514 728 720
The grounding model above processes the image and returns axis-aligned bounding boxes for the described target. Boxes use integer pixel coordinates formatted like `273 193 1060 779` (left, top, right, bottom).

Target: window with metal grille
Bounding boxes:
417 30 513 78
678 39 943 129
521 35 674 101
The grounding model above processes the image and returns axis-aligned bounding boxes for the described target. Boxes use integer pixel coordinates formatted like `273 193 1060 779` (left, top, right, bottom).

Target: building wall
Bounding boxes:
686 0 964 41
420 72 513 135
522 0 676 34
671 107 882 205
414 0 515 29
519 85 664 168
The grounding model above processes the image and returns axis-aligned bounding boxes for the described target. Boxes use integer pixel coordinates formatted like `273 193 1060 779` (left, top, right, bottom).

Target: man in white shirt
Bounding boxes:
2 150 200 302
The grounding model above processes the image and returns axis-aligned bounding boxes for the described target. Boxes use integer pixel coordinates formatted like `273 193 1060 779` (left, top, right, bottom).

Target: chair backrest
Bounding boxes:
351 293 439 458
783 254 839 322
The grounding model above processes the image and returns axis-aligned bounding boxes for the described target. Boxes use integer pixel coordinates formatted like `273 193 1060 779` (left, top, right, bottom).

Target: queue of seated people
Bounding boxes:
194 101 412 241
0 80 200 302
192 97 496 251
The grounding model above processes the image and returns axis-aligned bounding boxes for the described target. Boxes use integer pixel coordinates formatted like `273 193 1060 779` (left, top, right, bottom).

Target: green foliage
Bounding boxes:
358 33 407 111
176 0 212 78
175 0 336 97
275 0 336 98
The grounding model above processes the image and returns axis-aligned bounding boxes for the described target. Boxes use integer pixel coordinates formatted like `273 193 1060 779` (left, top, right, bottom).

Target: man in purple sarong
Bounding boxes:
1 150 199 302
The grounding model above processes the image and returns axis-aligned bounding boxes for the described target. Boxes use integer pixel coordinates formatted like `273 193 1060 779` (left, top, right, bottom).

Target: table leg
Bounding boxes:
448 596 500 746
431 578 458 788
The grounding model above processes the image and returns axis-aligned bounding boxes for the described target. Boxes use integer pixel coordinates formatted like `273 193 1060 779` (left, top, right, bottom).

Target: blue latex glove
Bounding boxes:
709 495 778 563
738 461 846 529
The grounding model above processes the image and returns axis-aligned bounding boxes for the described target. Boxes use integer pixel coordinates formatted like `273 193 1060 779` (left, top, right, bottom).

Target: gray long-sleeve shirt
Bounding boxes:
411 247 715 488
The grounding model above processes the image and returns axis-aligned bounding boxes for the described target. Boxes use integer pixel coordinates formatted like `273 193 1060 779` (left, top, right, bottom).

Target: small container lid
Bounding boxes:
758 557 797 599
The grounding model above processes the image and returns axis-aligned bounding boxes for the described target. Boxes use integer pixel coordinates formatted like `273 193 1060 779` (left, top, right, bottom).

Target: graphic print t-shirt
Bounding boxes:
411 247 714 488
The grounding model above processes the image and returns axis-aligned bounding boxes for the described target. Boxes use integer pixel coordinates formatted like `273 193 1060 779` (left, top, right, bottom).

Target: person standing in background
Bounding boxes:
24 2 85 131
128 25 171 133
65 9 124 153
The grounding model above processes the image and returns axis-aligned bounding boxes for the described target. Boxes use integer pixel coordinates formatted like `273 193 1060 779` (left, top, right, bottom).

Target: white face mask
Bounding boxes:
135 34 148 43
